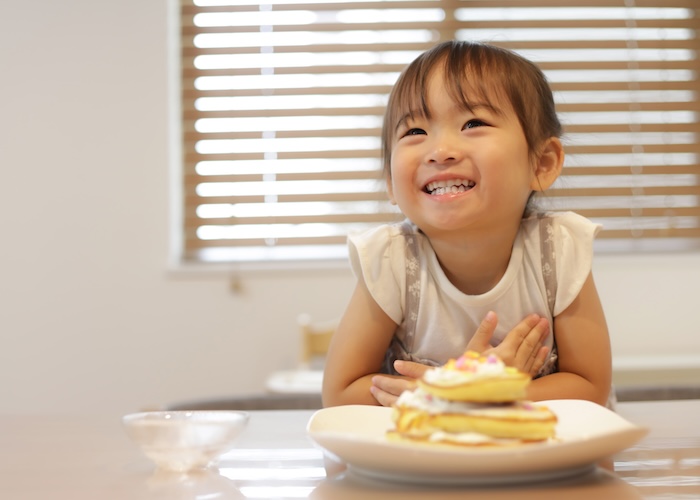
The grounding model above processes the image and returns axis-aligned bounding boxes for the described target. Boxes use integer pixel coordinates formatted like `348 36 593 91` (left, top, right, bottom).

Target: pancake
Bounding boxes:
388 351 558 446
418 351 530 403
390 388 557 445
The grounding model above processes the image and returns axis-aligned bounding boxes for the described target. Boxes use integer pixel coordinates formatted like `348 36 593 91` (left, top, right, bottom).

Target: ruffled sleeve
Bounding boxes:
550 212 602 316
347 224 406 324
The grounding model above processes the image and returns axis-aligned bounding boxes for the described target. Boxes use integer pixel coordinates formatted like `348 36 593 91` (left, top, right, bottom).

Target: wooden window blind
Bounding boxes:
179 0 700 264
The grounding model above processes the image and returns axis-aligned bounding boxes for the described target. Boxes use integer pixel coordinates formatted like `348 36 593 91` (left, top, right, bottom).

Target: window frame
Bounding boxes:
171 0 700 271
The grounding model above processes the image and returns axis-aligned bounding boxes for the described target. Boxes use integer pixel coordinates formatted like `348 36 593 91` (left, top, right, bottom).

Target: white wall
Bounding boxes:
1 0 698 417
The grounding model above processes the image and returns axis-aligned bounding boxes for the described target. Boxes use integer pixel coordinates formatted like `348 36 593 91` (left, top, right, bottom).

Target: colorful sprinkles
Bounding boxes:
447 351 503 372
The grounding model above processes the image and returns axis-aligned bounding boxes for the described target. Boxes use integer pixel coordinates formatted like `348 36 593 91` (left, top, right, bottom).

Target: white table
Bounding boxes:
1 400 698 499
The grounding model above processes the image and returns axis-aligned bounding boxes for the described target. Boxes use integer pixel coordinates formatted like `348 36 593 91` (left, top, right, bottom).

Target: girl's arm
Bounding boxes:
527 272 612 406
321 279 398 407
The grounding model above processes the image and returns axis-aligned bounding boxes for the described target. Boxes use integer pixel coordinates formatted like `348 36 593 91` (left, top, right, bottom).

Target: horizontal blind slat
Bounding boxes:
181 59 696 77
183 164 700 180
183 0 699 14
181 104 699 122
182 18 697 35
184 170 383 183
186 208 700 226
186 192 392 204
182 81 698 96
188 213 402 226
183 125 697 142
596 228 700 239
546 186 700 197
183 38 697 56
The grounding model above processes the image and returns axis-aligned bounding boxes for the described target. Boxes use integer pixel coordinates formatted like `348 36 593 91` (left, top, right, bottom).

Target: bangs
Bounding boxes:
392 59 506 125
442 50 509 117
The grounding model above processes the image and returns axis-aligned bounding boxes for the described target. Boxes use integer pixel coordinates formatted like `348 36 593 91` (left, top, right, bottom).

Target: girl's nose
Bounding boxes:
428 141 459 164
427 135 461 164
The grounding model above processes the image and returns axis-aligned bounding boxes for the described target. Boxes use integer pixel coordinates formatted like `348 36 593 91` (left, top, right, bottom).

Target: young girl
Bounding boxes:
322 40 612 408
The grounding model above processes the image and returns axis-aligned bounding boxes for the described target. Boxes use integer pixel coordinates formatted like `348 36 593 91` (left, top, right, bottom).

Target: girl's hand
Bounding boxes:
369 360 428 406
368 312 548 406
468 311 550 377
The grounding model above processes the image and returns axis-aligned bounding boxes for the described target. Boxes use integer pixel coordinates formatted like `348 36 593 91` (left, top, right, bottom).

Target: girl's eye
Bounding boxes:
404 128 426 137
464 119 487 129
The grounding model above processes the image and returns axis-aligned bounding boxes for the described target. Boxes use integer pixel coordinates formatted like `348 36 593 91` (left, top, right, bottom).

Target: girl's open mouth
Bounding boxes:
424 179 476 195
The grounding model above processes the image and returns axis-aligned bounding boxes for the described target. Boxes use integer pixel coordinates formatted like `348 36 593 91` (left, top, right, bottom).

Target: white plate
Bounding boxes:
306 400 647 485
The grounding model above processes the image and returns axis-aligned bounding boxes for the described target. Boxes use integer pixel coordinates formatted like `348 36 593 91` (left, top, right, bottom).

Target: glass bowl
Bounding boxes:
122 410 249 472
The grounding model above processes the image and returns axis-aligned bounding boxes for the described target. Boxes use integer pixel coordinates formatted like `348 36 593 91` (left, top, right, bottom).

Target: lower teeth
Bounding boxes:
432 185 471 195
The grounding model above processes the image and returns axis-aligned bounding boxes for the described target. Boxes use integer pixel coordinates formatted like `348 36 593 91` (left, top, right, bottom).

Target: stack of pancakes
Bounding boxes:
388 351 558 446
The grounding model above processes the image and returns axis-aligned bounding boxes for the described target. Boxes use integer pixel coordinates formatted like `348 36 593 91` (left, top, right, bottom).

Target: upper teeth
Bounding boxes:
425 179 475 195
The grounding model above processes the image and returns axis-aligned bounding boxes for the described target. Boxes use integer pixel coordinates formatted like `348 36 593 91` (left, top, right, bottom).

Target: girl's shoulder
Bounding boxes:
347 221 415 325
521 211 602 242
348 219 421 248
523 212 601 316
347 220 414 270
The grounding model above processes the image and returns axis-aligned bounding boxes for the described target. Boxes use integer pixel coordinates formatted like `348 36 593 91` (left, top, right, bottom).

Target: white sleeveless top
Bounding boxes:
348 211 601 375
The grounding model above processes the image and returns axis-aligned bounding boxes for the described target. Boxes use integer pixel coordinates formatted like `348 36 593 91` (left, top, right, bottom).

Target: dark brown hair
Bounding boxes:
381 40 562 174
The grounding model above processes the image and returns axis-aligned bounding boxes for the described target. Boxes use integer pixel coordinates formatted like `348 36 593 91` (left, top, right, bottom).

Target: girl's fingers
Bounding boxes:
513 317 549 367
369 385 397 406
370 375 408 394
500 314 541 351
529 345 550 377
466 311 498 352
488 314 550 374
393 360 429 379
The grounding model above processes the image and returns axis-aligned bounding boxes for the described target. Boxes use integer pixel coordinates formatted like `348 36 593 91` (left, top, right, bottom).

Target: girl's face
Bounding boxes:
387 68 540 240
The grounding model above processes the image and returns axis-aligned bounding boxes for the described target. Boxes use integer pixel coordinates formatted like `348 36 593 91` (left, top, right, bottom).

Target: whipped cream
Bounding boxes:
428 431 520 446
396 388 552 420
422 352 515 386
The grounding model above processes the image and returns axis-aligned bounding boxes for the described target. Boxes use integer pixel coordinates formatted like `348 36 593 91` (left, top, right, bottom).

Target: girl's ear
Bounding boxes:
530 137 564 192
